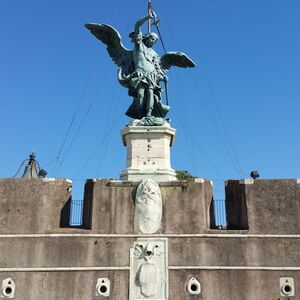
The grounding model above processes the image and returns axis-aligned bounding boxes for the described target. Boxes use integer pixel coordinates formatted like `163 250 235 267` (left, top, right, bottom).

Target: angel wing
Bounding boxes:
160 52 196 71
85 23 133 72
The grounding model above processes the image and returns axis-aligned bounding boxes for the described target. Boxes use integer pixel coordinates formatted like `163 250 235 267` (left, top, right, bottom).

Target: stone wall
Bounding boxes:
226 179 300 233
0 270 298 299
0 178 299 299
0 236 298 269
82 179 213 234
0 179 71 233
0 235 298 299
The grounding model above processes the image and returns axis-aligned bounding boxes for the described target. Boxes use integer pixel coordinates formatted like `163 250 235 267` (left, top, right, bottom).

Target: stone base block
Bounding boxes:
120 120 176 181
120 168 176 181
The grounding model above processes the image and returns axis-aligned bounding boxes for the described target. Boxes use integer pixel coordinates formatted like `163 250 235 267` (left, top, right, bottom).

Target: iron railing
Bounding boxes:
213 199 227 228
69 199 227 228
70 200 84 226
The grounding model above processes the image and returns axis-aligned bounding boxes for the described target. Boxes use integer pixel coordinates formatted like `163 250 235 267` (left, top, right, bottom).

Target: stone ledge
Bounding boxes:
121 124 176 146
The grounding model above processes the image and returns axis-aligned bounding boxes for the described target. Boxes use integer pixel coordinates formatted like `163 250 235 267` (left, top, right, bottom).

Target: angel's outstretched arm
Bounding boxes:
134 16 150 37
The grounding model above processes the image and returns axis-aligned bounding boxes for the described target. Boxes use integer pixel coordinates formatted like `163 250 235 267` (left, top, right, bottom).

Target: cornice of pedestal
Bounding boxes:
120 168 177 181
121 121 176 146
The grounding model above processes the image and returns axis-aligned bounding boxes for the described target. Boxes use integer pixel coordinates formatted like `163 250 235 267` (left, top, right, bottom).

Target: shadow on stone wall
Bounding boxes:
82 180 94 229
60 196 72 228
225 181 249 230
209 197 216 229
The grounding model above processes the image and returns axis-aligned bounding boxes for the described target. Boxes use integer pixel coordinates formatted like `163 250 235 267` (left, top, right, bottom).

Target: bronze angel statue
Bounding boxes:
85 13 195 124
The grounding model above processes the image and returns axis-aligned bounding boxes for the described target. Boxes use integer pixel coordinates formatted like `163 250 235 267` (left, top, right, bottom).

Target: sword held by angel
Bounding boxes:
85 9 195 124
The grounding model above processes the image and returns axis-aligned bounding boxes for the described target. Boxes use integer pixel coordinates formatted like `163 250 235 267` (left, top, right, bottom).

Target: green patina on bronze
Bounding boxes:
85 13 195 125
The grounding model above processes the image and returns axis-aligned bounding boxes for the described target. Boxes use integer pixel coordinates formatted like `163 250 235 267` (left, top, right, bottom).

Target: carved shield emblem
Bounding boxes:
135 179 162 233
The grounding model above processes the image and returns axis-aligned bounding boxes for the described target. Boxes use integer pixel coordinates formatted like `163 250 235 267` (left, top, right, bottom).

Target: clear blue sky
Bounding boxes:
1 0 300 200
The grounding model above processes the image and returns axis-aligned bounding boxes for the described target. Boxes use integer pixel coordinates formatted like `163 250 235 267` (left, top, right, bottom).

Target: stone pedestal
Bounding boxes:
120 120 177 181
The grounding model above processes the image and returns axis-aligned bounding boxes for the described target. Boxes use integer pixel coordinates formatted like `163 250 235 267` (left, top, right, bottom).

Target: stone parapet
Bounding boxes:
0 178 71 234
225 179 300 233
82 179 213 234
0 178 299 299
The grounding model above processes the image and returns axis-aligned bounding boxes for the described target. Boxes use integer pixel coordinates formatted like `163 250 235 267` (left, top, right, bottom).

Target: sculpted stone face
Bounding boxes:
143 33 158 48
135 179 162 233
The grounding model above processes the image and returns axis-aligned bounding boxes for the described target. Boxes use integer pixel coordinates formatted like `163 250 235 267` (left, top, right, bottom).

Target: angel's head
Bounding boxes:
143 32 158 48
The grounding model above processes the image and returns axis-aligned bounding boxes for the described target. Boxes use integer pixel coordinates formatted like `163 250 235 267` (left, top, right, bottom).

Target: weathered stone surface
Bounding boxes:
0 179 71 234
0 270 298 299
130 238 168 299
120 123 177 181
225 180 248 230
0 237 133 268
168 237 300 267
135 180 162 234
0 178 299 299
162 180 213 234
82 179 213 234
169 270 300 300
0 271 128 300
82 180 136 233
0 237 298 268
226 179 300 233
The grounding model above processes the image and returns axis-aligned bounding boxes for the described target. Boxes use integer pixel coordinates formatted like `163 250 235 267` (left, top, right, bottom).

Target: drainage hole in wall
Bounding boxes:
284 285 291 293
190 284 198 292
5 287 12 295
100 285 107 294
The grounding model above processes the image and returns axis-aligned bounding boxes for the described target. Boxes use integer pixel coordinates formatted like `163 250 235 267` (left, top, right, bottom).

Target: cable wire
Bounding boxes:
157 1 244 178
51 51 100 176
12 159 28 178
54 63 110 176
179 3 245 177
95 81 120 177
172 73 197 175
73 113 123 179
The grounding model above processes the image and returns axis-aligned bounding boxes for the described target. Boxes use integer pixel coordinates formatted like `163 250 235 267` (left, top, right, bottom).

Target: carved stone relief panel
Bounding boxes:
129 238 168 300
135 180 162 234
